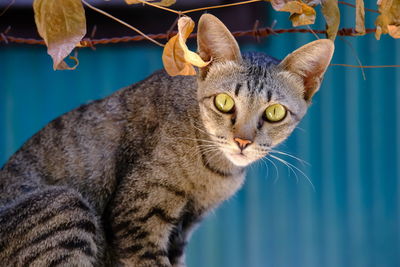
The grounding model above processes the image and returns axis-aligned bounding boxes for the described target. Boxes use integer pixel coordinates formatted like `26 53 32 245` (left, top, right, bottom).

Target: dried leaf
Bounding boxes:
280 1 316 26
321 0 340 40
269 0 290 10
280 1 304 12
375 0 400 39
125 0 176 7
57 56 79 70
304 0 322 5
162 16 210 76
33 0 86 70
355 0 366 35
271 0 322 9
387 24 400 37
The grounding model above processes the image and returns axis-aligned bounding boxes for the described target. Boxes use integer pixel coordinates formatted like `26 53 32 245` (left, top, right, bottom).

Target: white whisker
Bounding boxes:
269 150 310 166
269 154 315 191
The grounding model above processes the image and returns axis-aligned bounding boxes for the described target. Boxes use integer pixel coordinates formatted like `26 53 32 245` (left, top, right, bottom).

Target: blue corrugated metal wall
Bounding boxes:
1 1 399 266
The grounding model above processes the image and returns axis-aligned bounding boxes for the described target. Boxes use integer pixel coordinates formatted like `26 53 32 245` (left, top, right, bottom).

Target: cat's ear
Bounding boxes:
279 39 334 102
197 14 242 79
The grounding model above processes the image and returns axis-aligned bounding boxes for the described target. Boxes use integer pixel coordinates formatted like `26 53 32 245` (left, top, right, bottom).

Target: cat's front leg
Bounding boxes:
111 182 188 267
168 207 202 267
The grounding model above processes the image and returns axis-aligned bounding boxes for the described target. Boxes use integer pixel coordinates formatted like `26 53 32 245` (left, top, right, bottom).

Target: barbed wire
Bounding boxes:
0 26 376 47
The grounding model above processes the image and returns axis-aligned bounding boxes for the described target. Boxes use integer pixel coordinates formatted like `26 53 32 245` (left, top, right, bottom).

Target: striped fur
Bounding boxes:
0 15 333 266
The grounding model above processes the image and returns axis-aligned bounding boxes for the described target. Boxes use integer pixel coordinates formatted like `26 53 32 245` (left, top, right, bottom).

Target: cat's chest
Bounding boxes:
182 166 246 211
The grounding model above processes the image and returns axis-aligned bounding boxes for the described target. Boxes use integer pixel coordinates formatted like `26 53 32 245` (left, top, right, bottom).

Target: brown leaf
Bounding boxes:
321 0 340 40
387 24 400 38
125 0 176 7
162 16 210 76
355 0 366 35
269 0 290 10
33 0 86 70
280 1 304 12
375 0 400 39
280 1 316 26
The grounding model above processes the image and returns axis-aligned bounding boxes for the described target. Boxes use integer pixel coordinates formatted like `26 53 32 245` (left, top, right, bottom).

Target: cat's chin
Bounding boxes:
225 153 255 167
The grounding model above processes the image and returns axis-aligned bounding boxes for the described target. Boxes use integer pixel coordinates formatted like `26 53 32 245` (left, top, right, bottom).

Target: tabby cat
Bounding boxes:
0 14 334 267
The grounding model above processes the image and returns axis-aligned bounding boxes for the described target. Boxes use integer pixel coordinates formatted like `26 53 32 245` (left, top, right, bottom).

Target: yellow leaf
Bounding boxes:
125 0 176 6
388 24 400 38
177 17 210 68
355 0 366 35
375 0 400 39
280 1 304 12
280 1 316 26
321 0 340 40
268 0 317 26
162 16 210 76
57 56 79 70
33 0 86 70
156 0 176 6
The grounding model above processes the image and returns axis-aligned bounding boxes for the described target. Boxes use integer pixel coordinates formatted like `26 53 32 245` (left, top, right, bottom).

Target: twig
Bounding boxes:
81 0 165 47
182 0 262 14
0 26 11 44
136 0 181 14
306 25 320 40
0 0 15 17
339 36 366 80
338 1 379 13
0 27 379 46
136 0 262 14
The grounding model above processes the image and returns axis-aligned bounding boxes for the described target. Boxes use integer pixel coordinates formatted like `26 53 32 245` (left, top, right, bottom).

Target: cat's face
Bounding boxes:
196 14 334 167
197 60 308 167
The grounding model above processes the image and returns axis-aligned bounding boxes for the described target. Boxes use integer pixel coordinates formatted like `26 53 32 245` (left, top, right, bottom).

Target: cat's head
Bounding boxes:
196 14 334 167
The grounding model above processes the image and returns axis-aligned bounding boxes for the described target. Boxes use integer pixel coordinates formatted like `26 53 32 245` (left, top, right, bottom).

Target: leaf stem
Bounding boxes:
338 1 379 13
81 0 165 47
182 0 262 14
136 0 181 14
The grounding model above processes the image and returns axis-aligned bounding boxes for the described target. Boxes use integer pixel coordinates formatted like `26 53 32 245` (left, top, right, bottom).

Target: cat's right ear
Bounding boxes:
197 14 242 79
279 39 334 102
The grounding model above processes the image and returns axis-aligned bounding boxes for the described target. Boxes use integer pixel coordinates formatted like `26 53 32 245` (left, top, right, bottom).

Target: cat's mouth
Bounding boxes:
225 151 254 167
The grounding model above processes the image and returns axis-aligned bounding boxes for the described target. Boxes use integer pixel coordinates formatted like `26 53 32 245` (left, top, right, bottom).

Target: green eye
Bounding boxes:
264 104 287 122
214 93 235 113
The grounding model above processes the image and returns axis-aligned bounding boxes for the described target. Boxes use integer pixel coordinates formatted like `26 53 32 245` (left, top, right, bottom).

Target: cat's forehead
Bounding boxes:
200 52 307 114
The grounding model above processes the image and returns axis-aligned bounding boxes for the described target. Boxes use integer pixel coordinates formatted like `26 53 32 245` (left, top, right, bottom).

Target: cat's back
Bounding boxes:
0 70 197 208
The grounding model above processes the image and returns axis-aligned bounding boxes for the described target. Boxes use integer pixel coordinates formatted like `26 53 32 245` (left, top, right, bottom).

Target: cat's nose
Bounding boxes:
234 137 252 151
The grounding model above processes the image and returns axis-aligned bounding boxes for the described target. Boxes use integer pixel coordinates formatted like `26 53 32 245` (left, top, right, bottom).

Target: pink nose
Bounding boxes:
234 137 252 150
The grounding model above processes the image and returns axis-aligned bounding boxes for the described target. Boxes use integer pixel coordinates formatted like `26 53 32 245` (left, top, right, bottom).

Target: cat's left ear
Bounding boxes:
197 14 242 79
279 39 334 102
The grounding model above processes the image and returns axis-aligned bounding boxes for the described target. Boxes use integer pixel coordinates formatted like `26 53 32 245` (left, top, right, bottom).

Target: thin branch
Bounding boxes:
0 0 15 17
0 27 379 46
306 25 320 40
81 0 165 47
136 0 181 14
331 64 400 68
339 36 366 80
338 1 379 13
182 0 262 14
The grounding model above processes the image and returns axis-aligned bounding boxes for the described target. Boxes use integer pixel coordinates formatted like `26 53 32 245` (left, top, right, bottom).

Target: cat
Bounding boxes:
0 14 334 267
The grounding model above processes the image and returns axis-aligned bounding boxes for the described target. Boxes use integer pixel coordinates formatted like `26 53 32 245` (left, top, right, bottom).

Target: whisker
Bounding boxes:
186 146 219 162
269 150 310 166
192 123 219 139
261 156 279 183
271 155 299 183
295 126 306 133
269 155 315 191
